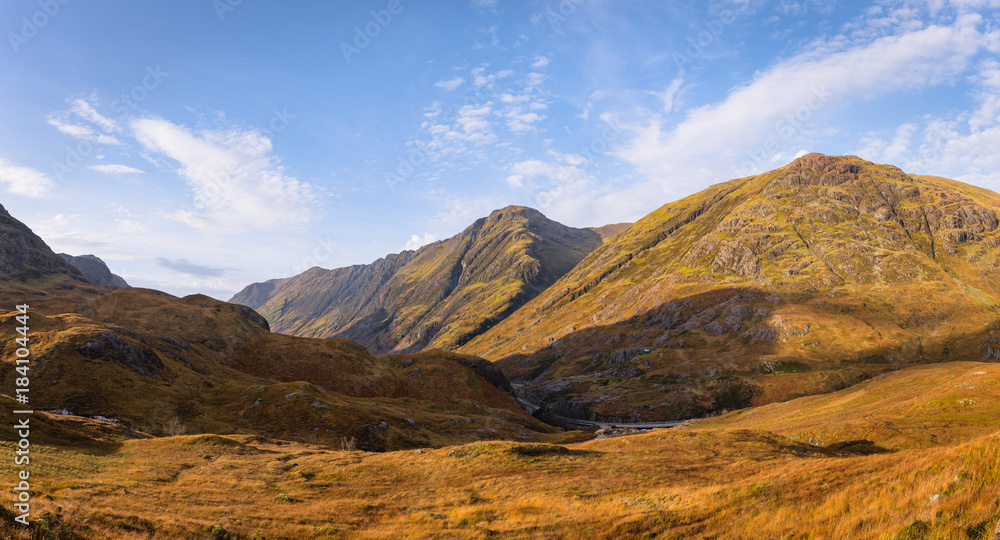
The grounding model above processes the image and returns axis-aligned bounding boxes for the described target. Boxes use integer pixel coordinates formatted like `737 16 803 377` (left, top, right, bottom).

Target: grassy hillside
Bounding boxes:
231 206 606 354
0 288 558 452
459 154 1000 422
2 361 998 539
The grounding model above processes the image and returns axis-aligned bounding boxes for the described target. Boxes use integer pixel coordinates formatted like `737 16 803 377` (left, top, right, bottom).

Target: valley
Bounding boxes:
1 154 998 538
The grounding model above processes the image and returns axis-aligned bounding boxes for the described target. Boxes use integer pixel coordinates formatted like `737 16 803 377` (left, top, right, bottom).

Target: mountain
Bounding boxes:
0 202 84 282
231 206 609 354
459 154 1000 422
58 253 130 288
0 203 559 451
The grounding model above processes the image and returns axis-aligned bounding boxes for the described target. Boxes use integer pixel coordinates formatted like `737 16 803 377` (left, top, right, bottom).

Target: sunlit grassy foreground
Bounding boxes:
2 362 999 539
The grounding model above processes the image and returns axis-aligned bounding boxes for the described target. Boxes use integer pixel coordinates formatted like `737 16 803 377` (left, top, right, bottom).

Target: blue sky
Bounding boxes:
1 0 998 300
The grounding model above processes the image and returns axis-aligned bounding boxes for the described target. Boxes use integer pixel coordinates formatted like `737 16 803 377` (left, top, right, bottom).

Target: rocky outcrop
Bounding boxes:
0 203 84 282
58 254 129 288
232 304 271 332
74 330 165 378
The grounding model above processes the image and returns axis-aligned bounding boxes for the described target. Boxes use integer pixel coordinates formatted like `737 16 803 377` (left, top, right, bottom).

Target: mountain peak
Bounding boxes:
0 202 84 282
231 206 606 353
484 205 547 222
460 156 1000 421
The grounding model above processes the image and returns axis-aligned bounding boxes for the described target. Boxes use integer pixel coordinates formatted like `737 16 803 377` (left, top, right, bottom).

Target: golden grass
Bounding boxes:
2 361 998 539
1 428 997 539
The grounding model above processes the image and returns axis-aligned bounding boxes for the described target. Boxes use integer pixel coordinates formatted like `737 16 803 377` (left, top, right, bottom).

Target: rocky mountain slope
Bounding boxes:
58 253 129 288
0 203 84 282
0 206 558 451
231 206 607 354
459 154 1000 422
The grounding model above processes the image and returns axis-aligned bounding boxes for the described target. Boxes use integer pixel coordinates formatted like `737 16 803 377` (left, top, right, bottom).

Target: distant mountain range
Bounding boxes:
233 154 1000 423
231 206 625 354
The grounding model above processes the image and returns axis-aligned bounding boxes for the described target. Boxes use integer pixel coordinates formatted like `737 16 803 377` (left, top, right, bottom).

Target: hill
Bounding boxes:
2 361 998 539
459 154 1000 422
0 205 560 452
58 253 129 288
231 206 607 354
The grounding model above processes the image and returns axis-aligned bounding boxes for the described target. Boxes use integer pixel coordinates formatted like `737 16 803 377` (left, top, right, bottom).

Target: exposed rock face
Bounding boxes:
232 304 271 332
231 206 608 354
74 330 165 378
58 253 129 288
446 354 512 391
460 154 1000 422
0 203 84 282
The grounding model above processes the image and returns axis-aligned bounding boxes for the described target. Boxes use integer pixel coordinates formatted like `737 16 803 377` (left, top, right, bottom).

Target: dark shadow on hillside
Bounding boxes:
497 286 1000 424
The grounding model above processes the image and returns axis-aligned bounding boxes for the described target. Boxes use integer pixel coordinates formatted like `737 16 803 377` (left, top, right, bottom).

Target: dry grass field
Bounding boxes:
1 361 997 539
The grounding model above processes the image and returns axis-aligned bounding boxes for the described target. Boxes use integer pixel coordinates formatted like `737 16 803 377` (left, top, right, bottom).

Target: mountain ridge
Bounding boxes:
231 205 613 354
58 253 129 288
0 202 85 283
457 154 1000 421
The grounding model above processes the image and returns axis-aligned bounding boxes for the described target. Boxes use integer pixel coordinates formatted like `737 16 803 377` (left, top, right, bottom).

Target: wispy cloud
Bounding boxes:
855 58 1000 190
0 158 55 198
153 257 226 277
404 232 437 250
89 164 145 175
616 13 994 192
47 97 123 145
434 77 466 91
130 116 318 232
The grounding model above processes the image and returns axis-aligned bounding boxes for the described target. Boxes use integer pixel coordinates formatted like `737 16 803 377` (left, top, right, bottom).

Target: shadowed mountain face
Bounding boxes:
58 253 129 288
231 206 607 354
458 154 1000 422
0 203 84 283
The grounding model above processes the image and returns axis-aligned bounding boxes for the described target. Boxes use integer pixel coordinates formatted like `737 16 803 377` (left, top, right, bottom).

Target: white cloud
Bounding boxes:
472 65 513 87
130 116 317 232
69 98 120 133
616 14 994 192
434 77 466 91
115 219 149 233
506 111 544 133
856 59 1000 191
648 77 684 113
47 117 123 146
89 164 146 175
404 232 437 250
0 158 54 198
531 56 550 68
47 97 123 146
